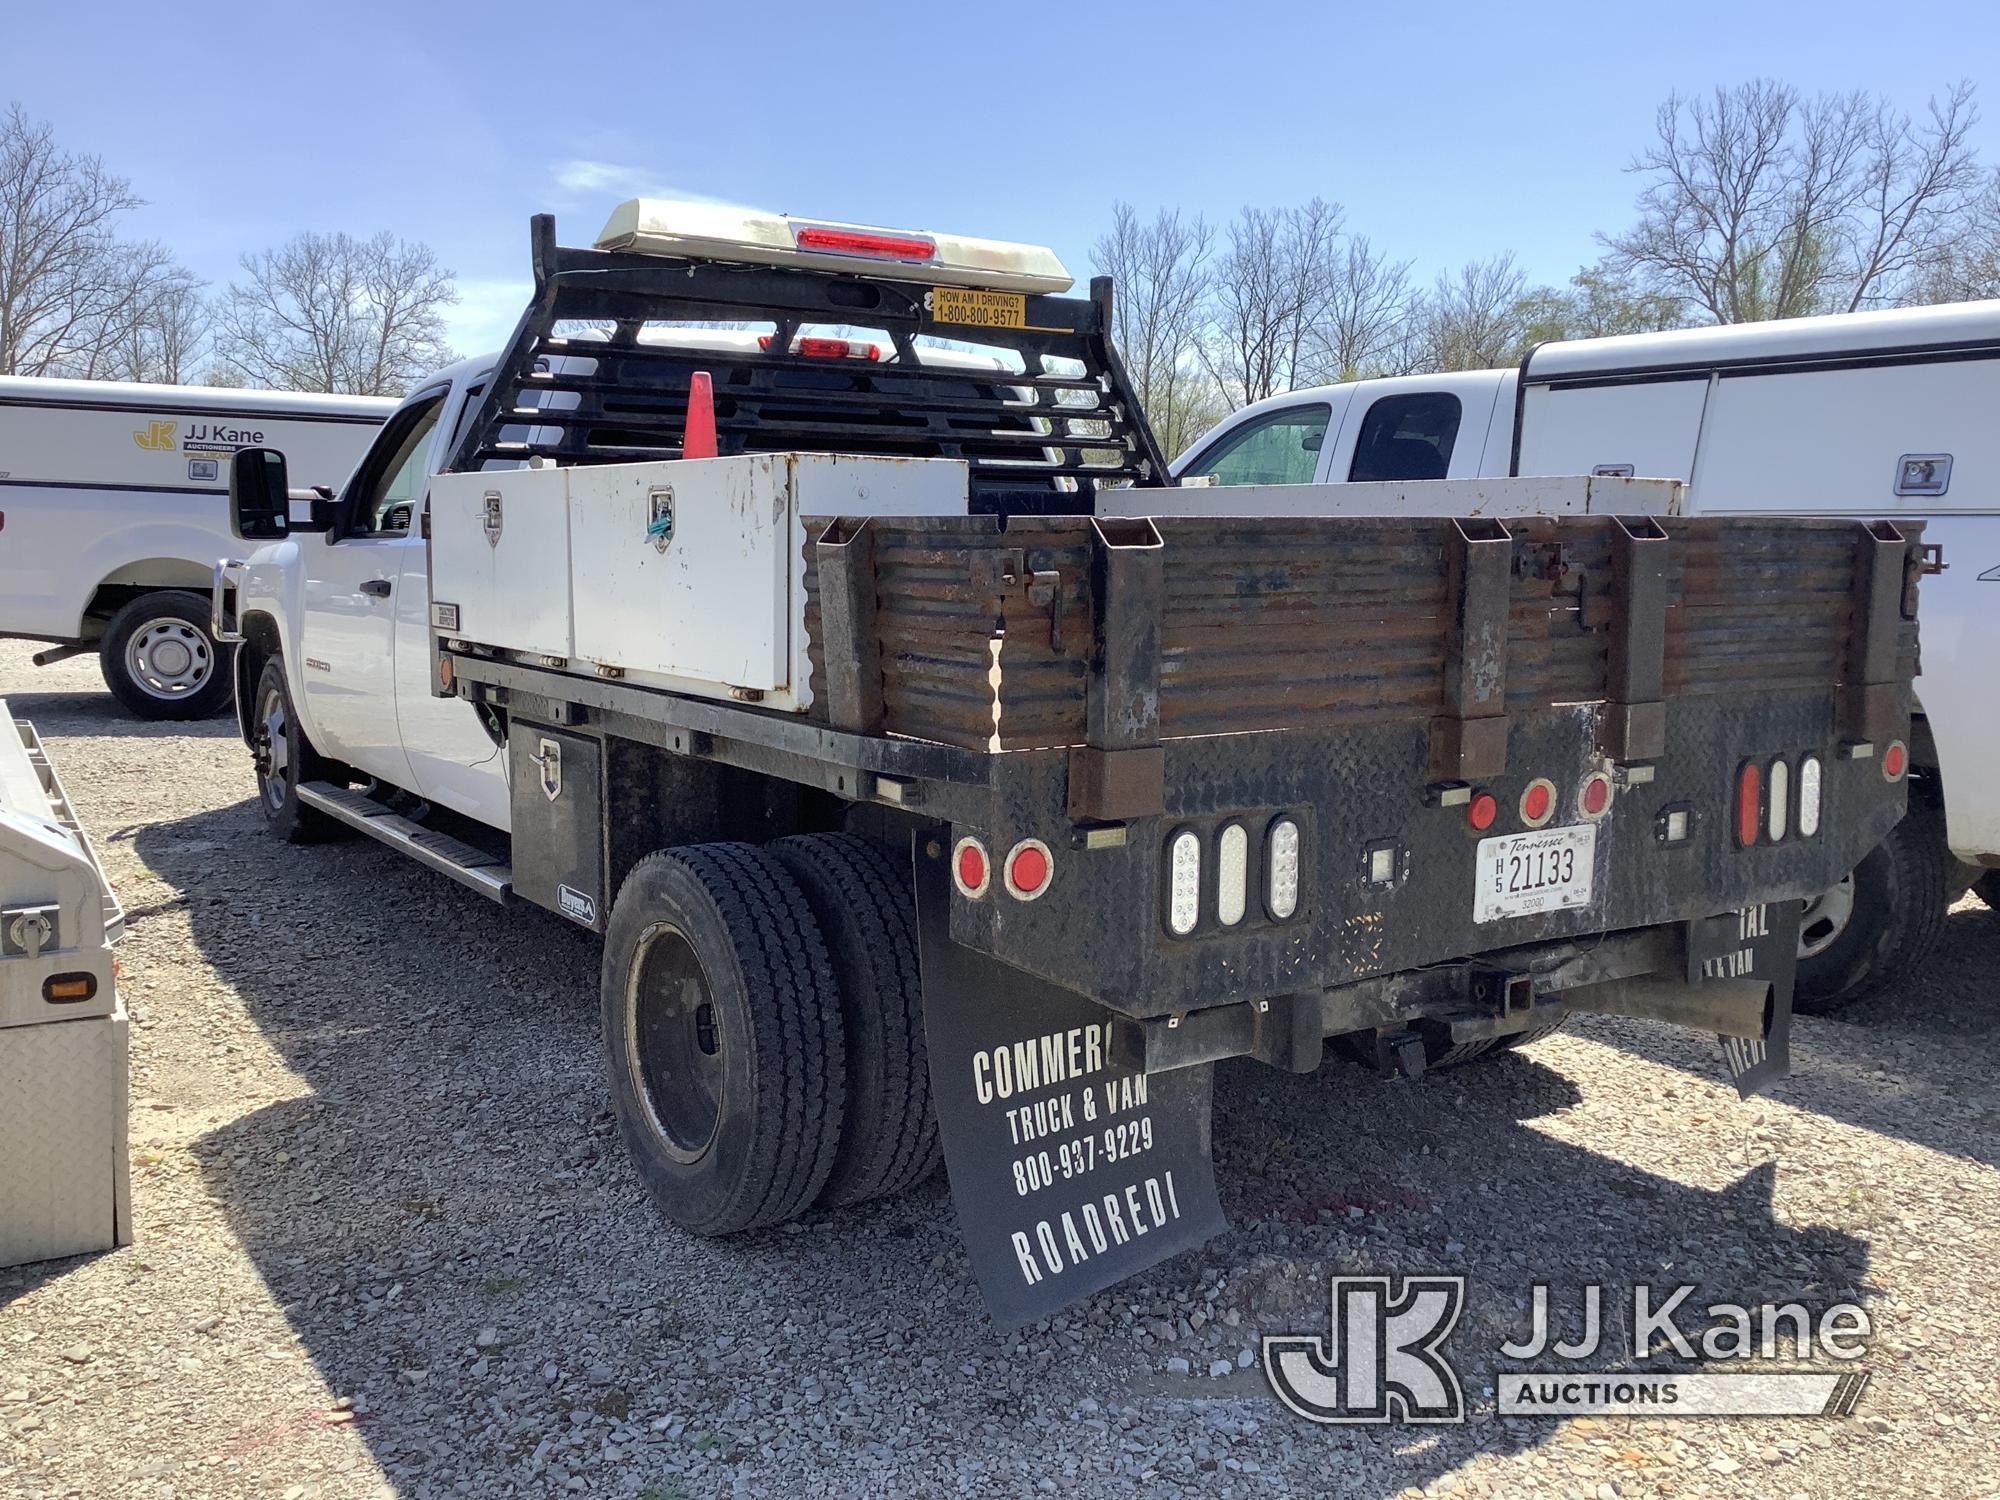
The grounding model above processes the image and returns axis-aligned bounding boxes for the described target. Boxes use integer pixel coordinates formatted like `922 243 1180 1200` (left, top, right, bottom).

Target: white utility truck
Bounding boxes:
1173 304 1993 1010
214 202 1924 1324
0 376 390 718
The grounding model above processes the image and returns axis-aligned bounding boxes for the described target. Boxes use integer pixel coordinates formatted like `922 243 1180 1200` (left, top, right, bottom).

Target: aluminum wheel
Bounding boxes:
626 922 726 1164
1798 874 1857 960
252 680 292 813
123 617 214 701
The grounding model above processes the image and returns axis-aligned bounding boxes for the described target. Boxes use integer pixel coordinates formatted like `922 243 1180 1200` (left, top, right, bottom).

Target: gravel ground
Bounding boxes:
3 638 1998 1500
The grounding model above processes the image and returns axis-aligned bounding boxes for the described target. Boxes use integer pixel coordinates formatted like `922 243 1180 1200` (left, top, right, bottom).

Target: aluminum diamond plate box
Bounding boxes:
0 1000 131 1267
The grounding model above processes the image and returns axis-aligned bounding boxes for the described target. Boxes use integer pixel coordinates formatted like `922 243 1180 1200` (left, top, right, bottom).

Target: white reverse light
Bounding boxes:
1217 824 1249 927
1798 755 1823 838
1267 819 1301 920
1168 830 1203 936
1768 758 1791 842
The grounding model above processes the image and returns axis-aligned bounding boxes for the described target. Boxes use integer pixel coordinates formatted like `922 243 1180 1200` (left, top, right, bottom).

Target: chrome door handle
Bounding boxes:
360 579 393 598
211 559 246 642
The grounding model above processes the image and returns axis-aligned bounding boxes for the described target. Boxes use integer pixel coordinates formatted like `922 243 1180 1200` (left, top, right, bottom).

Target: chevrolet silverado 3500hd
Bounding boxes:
212 201 1926 1323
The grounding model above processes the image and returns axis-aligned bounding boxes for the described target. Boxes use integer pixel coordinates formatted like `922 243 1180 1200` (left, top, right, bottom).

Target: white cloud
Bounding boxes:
552 159 665 198
549 159 756 210
441 276 535 359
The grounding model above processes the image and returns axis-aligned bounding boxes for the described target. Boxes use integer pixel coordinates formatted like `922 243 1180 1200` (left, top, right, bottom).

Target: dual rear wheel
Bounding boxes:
600 834 939 1236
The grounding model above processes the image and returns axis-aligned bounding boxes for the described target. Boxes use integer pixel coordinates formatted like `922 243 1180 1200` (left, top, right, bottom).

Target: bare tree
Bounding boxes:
1418 254 1530 371
215 230 456 394
1848 84 1986 308
1303 234 1419 381
1905 166 2000 302
1606 80 1981 322
1092 202 1222 457
0 103 203 378
1202 199 1342 406
1515 263 1691 347
92 268 207 383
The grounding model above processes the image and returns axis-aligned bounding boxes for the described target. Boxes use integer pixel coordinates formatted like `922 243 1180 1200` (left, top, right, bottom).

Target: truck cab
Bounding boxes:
1177 370 1512 487
225 359 508 827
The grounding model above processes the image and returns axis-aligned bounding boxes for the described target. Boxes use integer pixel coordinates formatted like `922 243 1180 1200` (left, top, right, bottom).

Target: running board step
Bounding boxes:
297 781 512 904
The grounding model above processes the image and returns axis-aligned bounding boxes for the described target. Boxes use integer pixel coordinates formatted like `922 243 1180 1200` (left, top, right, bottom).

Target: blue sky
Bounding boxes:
11 0 1998 357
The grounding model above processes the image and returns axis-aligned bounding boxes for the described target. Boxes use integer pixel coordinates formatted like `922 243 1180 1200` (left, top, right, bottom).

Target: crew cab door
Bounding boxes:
388 377 509 828
1326 374 1508 483
296 388 447 789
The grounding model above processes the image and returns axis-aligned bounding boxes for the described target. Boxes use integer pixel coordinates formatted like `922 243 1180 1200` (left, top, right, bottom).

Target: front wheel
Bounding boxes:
99 592 234 720
1794 804 1949 1014
250 657 338 843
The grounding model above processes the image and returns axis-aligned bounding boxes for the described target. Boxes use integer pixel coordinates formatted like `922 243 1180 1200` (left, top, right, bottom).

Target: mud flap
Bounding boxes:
913 837 1228 1327
1688 901 1800 1099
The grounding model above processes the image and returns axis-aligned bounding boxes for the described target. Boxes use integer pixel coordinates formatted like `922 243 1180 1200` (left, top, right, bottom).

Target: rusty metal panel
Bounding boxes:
796 512 1926 756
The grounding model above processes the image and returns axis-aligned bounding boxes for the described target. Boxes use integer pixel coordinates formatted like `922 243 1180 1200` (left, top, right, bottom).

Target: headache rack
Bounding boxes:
448 216 1169 517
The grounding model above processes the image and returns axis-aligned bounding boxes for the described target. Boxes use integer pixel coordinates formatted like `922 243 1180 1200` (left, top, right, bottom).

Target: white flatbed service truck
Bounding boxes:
213 201 1927 1322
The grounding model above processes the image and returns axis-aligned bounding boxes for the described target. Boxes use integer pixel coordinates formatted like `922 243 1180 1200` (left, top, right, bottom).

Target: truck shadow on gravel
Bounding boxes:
135 802 1876 1498
2 685 238 740
1600 898 2000 1169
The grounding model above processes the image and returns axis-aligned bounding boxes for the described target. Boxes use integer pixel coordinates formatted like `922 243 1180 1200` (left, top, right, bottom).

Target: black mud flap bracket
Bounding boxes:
1686 899 1799 1099
914 835 1227 1327
1563 901 1799 1099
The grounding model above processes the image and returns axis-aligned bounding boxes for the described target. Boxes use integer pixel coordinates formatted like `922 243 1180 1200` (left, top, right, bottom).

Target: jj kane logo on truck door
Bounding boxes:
133 419 177 451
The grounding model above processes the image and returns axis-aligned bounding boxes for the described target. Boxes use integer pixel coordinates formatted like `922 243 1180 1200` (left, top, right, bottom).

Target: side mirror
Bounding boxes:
229 448 291 540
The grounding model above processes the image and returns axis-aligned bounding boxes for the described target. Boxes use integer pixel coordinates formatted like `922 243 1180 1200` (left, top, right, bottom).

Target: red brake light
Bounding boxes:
757 333 883 360
797 336 880 361
794 225 937 261
1735 762 1763 848
1467 792 1499 832
1520 779 1556 828
1580 773 1612 817
952 837 991 899
1003 839 1053 901
1882 740 1907 780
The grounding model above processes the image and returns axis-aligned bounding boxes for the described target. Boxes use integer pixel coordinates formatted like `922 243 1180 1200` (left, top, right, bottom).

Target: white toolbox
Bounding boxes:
0 712 130 1268
431 452 968 712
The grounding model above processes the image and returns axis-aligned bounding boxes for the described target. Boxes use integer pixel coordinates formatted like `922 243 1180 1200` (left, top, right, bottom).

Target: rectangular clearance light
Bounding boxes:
596 199 1075 295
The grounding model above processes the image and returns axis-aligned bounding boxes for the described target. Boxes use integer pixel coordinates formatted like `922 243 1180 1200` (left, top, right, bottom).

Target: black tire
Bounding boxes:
249 657 339 843
601 844 846 1236
99 592 234 720
1795 803 1950 1014
771 833 941 1207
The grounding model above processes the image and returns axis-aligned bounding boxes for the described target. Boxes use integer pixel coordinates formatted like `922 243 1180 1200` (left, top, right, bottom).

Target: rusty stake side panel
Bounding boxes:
801 513 1923 763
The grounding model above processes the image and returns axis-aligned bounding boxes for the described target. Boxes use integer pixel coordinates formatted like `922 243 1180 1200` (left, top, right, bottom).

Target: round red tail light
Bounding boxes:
1467 791 1499 832
1003 839 1053 901
1520 779 1556 828
952 837 991 899
1882 740 1908 781
1580 773 1613 817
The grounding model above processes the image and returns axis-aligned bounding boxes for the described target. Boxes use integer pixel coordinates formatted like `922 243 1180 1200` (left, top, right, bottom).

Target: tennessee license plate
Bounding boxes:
930 287 1027 328
1474 824 1597 923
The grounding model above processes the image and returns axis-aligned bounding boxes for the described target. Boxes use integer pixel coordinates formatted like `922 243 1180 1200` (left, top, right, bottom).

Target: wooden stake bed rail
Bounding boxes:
801 512 1924 764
